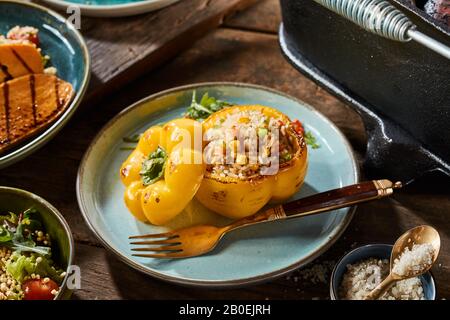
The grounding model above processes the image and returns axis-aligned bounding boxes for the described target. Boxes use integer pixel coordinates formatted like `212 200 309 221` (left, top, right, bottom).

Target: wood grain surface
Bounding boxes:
1 0 449 300
78 0 258 101
225 0 280 33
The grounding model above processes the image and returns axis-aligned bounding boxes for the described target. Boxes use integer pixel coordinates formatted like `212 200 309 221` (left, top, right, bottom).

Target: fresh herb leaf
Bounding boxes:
0 212 18 225
0 225 12 242
122 133 142 144
305 131 320 149
0 208 51 256
21 208 42 232
185 91 232 121
9 243 51 256
140 146 167 186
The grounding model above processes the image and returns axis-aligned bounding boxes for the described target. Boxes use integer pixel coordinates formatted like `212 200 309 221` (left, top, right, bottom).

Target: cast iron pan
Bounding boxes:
279 0 450 184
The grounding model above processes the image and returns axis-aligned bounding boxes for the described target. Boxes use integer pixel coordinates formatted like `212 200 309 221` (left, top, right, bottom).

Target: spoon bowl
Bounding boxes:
365 225 440 300
390 225 440 279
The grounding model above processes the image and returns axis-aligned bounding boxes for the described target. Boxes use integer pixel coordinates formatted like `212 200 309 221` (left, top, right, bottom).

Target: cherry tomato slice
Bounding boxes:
22 278 59 300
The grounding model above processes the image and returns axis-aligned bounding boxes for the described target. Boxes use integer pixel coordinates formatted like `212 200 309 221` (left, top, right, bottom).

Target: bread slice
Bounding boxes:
0 74 74 154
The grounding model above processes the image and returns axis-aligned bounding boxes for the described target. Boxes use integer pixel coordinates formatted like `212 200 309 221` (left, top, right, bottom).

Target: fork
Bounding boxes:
130 179 402 259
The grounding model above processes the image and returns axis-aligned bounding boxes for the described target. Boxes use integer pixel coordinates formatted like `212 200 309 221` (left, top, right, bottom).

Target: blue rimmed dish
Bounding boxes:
0 0 90 169
330 244 436 300
76 82 360 287
40 0 180 17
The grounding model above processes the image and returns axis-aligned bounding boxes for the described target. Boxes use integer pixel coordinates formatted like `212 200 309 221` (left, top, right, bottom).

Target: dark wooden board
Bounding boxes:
1 1 449 299
224 0 280 33
71 0 258 101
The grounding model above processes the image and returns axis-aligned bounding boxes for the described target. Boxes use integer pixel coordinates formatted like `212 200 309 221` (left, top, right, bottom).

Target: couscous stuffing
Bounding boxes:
204 108 303 180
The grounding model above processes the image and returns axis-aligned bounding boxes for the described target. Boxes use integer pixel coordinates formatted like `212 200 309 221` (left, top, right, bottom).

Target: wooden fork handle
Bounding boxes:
282 179 402 217
225 179 402 231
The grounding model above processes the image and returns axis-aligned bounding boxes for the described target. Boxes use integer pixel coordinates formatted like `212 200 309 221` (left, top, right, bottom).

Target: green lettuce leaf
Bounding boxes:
6 252 63 284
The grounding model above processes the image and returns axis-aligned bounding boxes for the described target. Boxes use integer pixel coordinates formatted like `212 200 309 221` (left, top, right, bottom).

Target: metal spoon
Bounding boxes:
364 225 440 300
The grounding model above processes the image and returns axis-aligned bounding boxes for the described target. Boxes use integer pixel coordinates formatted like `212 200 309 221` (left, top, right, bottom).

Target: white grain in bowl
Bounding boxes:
339 258 425 300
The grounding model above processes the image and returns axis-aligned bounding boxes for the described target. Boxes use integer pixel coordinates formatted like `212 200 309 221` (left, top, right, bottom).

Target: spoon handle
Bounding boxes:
364 274 396 300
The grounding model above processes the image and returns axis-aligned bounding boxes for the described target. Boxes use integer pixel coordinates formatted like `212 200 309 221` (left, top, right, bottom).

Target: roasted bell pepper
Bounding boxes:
120 118 205 225
195 105 308 219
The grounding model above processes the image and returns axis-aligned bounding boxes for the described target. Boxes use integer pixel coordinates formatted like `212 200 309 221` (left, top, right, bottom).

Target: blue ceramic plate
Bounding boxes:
0 0 90 169
40 0 180 17
77 83 359 287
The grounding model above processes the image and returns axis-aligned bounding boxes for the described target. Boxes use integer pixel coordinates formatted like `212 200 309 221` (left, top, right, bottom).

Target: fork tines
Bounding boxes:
129 231 183 258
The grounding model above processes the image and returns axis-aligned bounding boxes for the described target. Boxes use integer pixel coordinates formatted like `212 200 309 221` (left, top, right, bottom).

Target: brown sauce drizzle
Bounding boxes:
11 48 34 73
2 82 10 143
29 74 37 126
54 77 61 109
0 63 13 81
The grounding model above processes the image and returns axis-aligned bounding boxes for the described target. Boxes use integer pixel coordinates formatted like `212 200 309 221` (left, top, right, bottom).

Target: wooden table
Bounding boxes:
1 0 449 299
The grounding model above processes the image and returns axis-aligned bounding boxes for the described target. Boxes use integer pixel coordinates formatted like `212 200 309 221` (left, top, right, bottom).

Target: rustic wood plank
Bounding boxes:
1 27 449 299
224 0 280 34
78 0 258 102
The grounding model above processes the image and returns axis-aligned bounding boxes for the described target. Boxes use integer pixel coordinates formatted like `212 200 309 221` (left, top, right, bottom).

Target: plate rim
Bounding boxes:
76 82 360 288
0 0 91 169
39 0 180 17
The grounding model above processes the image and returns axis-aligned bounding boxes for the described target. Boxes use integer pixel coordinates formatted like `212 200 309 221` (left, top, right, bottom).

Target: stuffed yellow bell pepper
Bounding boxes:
196 105 308 219
120 118 204 225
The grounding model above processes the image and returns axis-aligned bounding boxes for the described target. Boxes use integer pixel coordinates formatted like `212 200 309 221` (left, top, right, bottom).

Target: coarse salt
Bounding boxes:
339 258 425 300
392 243 434 276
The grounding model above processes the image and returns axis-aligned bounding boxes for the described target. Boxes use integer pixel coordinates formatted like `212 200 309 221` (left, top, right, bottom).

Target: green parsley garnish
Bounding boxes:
185 91 231 121
305 131 320 149
140 146 167 186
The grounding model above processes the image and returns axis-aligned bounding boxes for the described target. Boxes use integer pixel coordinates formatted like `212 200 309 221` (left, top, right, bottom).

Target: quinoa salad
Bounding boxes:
204 107 304 180
0 208 65 300
0 26 56 75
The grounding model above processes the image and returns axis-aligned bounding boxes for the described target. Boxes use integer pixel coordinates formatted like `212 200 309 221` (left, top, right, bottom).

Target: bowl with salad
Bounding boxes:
0 186 74 300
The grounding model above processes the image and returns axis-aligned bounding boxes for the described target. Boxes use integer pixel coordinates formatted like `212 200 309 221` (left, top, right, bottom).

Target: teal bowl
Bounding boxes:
330 244 436 300
0 186 75 300
0 0 90 169
40 0 180 17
